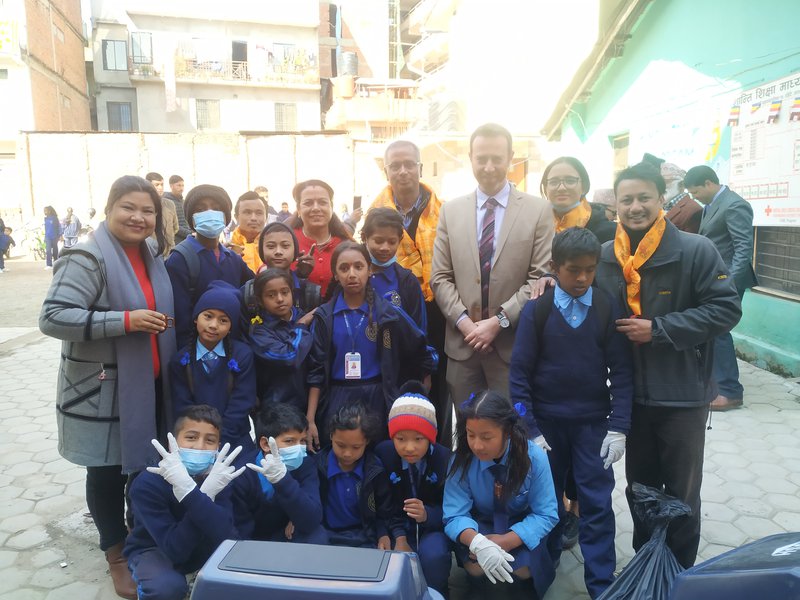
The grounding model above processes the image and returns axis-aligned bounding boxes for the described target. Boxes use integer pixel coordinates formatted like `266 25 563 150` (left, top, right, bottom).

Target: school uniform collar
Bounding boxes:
332 293 368 316
554 283 593 309
327 450 364 479
264 306 301 325
477 440 511 472
186 235 235 259
401 457 427 473
476 181 511 209
195 339 225 361
370 264 398 284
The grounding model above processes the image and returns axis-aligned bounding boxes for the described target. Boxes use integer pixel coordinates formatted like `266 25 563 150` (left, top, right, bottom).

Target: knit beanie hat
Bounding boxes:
185 184 233 229
192 280 242 335
388 393 438 444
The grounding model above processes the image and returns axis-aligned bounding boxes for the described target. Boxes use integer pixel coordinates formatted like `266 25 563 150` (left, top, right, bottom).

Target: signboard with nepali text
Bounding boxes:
728 72 800 226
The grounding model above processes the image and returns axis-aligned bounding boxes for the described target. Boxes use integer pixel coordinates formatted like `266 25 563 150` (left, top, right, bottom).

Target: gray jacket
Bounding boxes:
39 237 172 468
596 221 742 407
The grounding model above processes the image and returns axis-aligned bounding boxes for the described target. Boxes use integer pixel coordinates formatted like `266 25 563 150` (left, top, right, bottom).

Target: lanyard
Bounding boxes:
343 310 366 352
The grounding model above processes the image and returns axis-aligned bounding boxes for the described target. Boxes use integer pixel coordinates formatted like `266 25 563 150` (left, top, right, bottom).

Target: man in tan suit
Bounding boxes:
431 123 553 404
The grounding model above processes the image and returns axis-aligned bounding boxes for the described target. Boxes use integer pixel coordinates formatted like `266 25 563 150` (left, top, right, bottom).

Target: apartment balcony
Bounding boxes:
325 92 427 130
405 31 448 74
404 0 458 37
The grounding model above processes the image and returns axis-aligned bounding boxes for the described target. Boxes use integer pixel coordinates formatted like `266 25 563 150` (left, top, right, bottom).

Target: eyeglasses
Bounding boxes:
386 161 421 173
546 176 581 189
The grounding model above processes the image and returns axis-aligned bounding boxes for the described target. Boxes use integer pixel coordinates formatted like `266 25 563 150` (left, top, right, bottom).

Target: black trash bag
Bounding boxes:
596 483 691 600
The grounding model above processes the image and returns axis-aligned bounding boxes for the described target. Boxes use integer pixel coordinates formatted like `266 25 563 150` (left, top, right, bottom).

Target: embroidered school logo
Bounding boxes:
383 330 391 349
365 322 378 342
390 290 402 306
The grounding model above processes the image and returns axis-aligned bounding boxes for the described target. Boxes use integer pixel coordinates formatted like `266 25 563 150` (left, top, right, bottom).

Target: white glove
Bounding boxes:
199 443 246 501
469 533 515 584
147 433 197 502
246 437 287 484
600 431 627 470
533 435 552 452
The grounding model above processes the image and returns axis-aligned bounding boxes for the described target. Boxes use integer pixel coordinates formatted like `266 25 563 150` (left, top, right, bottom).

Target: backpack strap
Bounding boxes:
301 280 322 312
173 240 201 306
591 286 612 346
243 279 258 318
533 286 555 346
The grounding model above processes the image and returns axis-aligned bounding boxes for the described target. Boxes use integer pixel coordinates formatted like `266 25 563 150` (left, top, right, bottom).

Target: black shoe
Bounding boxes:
560 512 579 550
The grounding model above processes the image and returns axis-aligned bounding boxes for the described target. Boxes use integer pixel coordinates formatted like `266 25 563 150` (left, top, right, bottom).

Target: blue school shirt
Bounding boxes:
554 283 592 328
324 451 364 530
443 440 558 550
331 295 380 380
196 339 225 361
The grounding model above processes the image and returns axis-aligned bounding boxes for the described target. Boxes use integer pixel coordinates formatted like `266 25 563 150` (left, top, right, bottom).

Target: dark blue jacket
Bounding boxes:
169 340 257 449
374 440 451 540
370 263 427 332
166 236 254 348
246 308 312 410
231 451 322 540
307 290 436 417
509 289 634 437
124 471 238 573
315 447 399 541
44 215 60 240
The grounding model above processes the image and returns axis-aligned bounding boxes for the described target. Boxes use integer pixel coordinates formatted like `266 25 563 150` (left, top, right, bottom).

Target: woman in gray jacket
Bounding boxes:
39 175 176 599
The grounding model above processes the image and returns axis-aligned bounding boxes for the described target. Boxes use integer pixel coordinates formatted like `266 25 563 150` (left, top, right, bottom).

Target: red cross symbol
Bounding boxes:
765 205 772 216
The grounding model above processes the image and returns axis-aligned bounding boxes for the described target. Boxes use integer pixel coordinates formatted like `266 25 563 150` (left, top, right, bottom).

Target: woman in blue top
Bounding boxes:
360 208 426 331
43 205 61 268
305 241 435 450
443 390 558 598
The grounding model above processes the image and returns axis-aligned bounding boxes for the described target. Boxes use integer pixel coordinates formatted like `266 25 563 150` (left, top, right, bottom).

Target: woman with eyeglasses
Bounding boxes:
288 179 353 296
540 157 616 243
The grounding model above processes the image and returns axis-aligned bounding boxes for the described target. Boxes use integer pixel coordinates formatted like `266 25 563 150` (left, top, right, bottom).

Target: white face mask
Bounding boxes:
193 210 226 239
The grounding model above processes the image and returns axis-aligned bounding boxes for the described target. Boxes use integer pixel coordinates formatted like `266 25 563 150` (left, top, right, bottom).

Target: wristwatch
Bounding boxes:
496 311 510 329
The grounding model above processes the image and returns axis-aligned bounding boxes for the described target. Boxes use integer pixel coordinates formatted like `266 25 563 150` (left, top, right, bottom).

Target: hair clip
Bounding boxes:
389 472 401 485
179 352 190 366
227 359 241 373
513 402 527 417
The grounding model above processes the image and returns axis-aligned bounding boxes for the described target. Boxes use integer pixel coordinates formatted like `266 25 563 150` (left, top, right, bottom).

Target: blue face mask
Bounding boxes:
193 210 226 239
278 443 307 471
179 448 217 476
369 252 397 268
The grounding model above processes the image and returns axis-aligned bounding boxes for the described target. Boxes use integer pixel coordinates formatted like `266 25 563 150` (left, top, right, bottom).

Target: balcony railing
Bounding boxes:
129 58 319 87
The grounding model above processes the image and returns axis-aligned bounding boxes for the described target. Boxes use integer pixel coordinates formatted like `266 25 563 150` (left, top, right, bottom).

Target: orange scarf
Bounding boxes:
231 228 262 274
554 198 592 232
613 211 667 316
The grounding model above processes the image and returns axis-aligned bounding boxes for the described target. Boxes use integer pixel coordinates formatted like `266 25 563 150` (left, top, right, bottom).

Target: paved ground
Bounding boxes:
0 259 799 599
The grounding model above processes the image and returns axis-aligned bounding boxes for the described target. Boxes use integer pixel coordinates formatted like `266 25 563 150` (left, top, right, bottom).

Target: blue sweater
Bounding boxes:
374 440 451 540
509 292 634 437
369 263 427 331
44 215 60 239
231 452 322 540
169 340 256 449
165 236 254 348
247 308 312 410
124 471 238 573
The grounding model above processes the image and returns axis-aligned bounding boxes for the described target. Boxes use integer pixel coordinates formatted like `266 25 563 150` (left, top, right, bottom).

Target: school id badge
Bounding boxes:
345 352 362 379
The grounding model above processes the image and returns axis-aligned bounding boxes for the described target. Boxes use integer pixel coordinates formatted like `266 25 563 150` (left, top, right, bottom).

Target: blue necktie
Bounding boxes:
489 463 509 533
202 351 219 374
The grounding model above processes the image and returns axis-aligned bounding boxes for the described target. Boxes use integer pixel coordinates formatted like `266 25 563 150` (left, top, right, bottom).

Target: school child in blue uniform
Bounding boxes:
256 221 321 310
166 184 254 348
360 207 427 331
316 403 399 548
124 405 246 600
306 241 436 449
374 384 452 595
443 391 558 598
232 402 327 544
246 268 315 410
169 281 256 451
509 227 633 599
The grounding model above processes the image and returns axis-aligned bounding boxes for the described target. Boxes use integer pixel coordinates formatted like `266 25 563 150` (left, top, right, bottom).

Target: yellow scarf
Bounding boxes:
613 211 667 316
231 228 263 274
554 198 592 232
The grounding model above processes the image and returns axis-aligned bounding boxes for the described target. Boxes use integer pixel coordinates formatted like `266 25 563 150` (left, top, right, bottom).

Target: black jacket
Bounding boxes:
595 221 741 407
587 203 617 243
374 440 451 540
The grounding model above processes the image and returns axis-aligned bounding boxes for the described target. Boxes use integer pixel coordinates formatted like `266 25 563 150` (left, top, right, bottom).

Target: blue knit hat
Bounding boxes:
192 280 242 334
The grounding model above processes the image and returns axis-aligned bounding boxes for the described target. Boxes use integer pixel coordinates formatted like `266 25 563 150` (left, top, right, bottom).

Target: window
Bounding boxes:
274 103 297 131
102 39 127 71
130 32 152 65
611 133 629 175
196 99 220 130
107 102 133 131
754 226 800 297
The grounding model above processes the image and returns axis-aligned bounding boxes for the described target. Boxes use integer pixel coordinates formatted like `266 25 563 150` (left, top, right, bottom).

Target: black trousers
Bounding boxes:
86 465 129 551
625 403 708 568
425 300 451 449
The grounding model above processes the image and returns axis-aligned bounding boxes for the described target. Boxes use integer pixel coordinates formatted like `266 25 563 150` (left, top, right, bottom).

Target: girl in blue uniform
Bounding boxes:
443 391 558 598
169 281 256 451
360 207 426 331
247 268 315 410
305 241 435 450
315 402 398 548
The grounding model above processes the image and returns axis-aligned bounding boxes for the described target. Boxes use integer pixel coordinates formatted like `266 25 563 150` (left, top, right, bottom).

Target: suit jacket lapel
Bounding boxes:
700 189 728 231
493 187 522 264
468 191 480 272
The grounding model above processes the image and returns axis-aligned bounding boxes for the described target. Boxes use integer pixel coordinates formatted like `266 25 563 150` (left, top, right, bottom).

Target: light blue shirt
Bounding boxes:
443 440 558 550
554 283 593 329
476 181 511 259
195 339 225 361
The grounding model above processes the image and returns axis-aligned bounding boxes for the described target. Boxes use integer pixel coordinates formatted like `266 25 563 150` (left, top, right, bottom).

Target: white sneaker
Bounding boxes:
0 268 4 273
44 265 53 270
